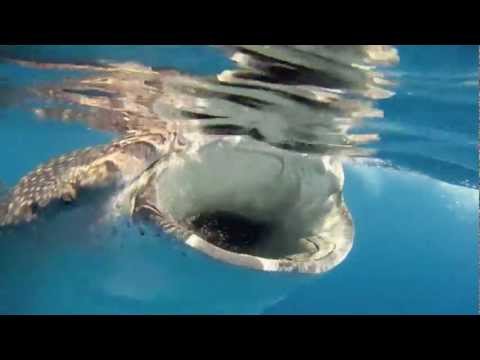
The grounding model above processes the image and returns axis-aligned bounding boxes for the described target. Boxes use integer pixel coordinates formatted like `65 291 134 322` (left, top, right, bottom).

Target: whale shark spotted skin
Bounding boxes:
0 45 398 275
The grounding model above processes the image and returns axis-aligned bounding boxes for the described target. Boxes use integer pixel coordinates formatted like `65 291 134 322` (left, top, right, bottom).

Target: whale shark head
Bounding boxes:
140 135 354 274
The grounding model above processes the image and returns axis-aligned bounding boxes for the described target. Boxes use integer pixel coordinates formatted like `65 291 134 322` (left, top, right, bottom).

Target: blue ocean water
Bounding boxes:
0 45 477 314
266 45 478 315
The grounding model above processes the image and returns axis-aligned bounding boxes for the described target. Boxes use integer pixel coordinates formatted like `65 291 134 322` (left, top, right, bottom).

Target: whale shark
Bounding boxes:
0 45 398 313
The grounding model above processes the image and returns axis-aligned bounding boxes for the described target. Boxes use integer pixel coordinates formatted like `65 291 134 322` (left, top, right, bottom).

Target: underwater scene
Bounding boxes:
0 45 477 314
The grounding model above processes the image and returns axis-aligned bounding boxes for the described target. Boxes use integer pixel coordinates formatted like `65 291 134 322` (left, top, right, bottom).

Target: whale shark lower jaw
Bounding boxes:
143 136 354 274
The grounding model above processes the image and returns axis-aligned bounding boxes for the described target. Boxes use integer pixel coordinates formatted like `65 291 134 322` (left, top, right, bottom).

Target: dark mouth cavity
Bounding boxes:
187 210 274 255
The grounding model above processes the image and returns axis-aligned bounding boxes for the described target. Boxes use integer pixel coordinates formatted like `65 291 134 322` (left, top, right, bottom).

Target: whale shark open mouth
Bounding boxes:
187 210 273 255
147 136 354 274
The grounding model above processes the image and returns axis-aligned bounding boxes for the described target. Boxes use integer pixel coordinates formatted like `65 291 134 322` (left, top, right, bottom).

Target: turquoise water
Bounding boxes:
0 45 477 314
266 45 478 314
